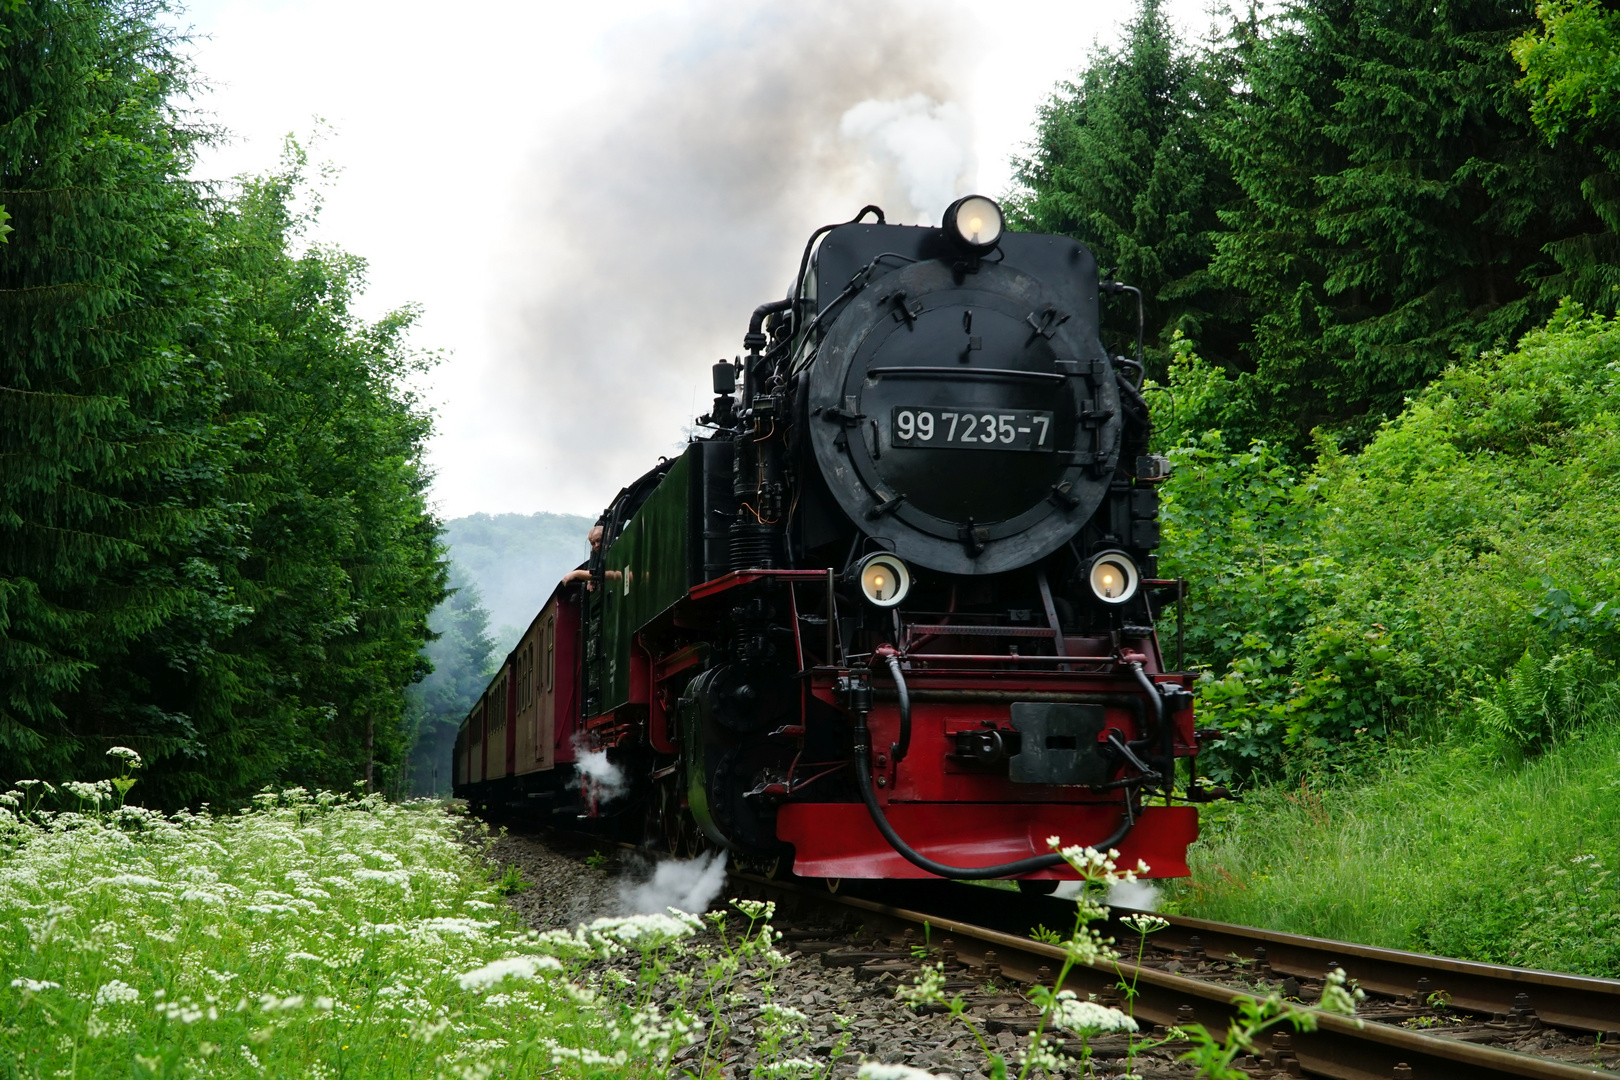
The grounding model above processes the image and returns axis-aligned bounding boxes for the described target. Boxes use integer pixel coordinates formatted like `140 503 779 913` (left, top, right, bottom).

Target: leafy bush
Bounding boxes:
1157 307 1620 780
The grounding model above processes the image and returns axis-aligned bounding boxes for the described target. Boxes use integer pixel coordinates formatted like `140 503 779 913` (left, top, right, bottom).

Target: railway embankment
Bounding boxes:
1166 711 1620 979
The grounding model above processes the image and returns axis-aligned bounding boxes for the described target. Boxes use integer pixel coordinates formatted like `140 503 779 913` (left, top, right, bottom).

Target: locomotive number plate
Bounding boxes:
890 407 1054 451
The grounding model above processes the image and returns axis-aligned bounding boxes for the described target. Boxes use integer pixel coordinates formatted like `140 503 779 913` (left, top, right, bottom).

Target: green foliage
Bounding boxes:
0 783 737 1078
1513 0 1620 319
1009 0 1248 377
493 862 532 896
1159 307 1620 780
0 0 444 804
1 0 224 767
1018 0 1618 450
1515 0 1620 156
1473 647 1617 751
1210 0 1611 449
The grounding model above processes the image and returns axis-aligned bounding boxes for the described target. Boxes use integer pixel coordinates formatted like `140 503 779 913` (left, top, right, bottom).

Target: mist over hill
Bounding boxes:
441 512 595 653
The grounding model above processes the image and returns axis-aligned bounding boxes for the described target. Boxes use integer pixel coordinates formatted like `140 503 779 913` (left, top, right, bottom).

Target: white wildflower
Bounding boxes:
1120 913 1170 935
546 1044 629 1067
94 980 140 1006
351 868 410 886
1046 838 1124 883
561 981 598 1007
1048 990 1139 1034
585 912 700 949
87 873 165 891
856 1064 955 1080
1020 1032 1064 1073
416 916 497 937
358 922 406 937
731 897 776 921
1319 967 1365 1016
457 955 562 990
760 1001 808 1027
106 747 143 768
257 994 304 1012
896 963 947 1007
758 1058 821 1078
10 978 60 992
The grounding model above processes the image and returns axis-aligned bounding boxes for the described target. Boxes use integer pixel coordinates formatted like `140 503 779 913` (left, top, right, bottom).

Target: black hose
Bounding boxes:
851 709 1134 879
885 655 911 765
1128 661 1174 799
789 206 887 310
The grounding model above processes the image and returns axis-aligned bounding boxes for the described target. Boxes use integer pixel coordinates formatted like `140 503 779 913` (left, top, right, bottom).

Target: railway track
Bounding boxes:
727 872 1620 1080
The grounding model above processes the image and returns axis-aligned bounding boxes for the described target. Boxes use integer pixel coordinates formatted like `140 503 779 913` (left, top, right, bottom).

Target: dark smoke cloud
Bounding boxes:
486 1 975 516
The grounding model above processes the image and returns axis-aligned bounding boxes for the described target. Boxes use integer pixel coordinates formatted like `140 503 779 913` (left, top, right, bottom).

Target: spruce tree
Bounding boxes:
2 3 444 803
0 0 229 771
1010 0 1248 377
1513 0 1620 310
1212 0 1609 448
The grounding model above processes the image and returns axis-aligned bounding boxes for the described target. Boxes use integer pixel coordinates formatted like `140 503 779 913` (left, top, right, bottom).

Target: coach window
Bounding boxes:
544 617 555 692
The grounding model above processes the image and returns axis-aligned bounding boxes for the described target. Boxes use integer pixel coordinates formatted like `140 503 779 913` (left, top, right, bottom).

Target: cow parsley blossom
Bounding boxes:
456 954 563 990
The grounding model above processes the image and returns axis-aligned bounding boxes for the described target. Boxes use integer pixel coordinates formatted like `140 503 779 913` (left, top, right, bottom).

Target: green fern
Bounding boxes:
1475 648 1616 750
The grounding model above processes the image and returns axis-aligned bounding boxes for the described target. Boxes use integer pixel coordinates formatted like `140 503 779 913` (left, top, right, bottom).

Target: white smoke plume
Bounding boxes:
619 851 728 916
1048 878 1163 912
839 94 974 226
571 735 628 804
1106 878 1162 912
485 0 975 517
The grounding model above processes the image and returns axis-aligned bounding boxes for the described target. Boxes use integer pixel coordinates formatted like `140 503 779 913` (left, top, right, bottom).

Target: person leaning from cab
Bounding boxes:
561 522 621 589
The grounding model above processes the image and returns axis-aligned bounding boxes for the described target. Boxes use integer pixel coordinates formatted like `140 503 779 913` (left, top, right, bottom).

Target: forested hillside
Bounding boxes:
404 512 594 795
442 512 594 643
1011 0 1620 969
1011 0 1620 771
0 0 443 806
1012 0 1619 453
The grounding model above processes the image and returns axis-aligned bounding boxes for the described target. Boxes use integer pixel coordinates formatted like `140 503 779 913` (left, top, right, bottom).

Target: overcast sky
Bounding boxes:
177 0 1215 520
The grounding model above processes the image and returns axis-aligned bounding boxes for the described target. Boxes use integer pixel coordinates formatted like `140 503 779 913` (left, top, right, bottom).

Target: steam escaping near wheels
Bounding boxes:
1106 878 1162 912
619 852 728 916
1048 877 1162 912
571 735 628 803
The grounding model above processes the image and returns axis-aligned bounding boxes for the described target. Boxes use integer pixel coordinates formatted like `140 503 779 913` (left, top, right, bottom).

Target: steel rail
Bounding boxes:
731 873 1614 1080
1102 906 1620 1038
856 880 1620 1037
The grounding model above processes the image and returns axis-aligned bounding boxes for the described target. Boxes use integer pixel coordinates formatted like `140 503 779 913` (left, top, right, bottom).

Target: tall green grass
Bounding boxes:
1165 715 1620 976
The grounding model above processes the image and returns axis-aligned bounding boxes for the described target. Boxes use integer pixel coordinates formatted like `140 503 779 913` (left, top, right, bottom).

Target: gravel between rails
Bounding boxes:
482 828 1205 1079
480 826 1620 1078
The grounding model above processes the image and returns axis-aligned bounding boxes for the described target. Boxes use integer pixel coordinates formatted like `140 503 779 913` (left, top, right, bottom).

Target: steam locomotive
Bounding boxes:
453 197 1216 883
